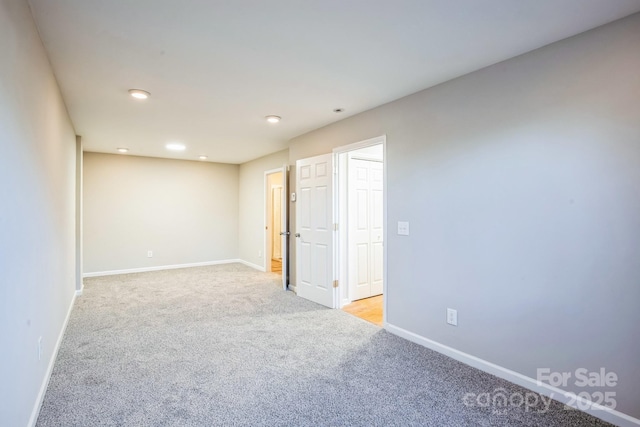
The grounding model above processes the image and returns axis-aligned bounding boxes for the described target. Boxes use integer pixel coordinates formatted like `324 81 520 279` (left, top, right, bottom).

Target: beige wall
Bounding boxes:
238 149 289 269
83 153 239 273
0 0 77 425
289 14 640 421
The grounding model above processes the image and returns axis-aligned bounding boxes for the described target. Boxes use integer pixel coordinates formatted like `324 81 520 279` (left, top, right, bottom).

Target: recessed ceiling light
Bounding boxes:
117 148 129 153
265 115 281 124
128 89 150 100
166 143 186 151
333 108 345 113
198 155 208 160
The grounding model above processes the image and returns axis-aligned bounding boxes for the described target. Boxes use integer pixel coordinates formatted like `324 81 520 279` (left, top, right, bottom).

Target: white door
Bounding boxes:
349 158 384 300
296 153 335 308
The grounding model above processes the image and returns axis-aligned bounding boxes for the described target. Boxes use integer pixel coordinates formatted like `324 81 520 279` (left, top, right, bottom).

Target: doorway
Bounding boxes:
265 171 283 275
338 143 384 326
265 166 290 291
293 136 386 326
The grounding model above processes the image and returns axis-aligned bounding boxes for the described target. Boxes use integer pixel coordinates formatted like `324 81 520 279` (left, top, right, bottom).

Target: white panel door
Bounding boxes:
296 154 335 308
349 158 383 300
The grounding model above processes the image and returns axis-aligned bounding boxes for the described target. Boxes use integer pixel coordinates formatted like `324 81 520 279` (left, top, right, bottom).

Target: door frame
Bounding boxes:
333 135 387 325
264 167 288 290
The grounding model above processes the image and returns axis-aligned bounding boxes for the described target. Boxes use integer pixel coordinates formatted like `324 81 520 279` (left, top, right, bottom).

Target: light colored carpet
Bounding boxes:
37 263 610 426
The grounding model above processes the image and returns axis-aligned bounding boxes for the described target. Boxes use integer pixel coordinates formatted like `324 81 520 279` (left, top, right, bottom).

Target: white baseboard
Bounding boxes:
75 284 84 296
83 259 241 278
238 259 266 272
385 324 639 427
28 292 77 427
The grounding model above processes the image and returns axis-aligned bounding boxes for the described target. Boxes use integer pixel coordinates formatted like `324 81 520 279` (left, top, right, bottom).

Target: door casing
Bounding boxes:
333 136 387 325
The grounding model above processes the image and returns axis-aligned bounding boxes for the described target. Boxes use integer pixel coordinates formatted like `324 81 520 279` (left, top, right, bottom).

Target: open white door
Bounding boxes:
296 153 335 308
280 165 289 291
349 157 384 300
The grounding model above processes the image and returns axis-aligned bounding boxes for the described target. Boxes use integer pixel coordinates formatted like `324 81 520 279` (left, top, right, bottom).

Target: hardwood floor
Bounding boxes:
342 295 383 326
271 258 282 274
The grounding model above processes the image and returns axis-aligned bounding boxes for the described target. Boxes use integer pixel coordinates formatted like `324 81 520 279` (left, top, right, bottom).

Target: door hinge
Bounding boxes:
334 223 338 231
333 280 339 288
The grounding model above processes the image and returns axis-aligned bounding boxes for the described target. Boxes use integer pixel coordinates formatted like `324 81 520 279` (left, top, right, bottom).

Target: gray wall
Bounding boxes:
238 149 289 269
0 0 77 425
289 14 640 419
83 153 239 273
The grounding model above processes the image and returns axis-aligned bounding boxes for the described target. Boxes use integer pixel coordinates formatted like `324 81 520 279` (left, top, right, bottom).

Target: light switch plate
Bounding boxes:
397 221 410 236
447 308 458 326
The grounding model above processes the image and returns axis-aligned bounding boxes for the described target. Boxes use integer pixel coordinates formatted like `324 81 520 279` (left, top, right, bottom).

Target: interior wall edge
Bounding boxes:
27 293 77 427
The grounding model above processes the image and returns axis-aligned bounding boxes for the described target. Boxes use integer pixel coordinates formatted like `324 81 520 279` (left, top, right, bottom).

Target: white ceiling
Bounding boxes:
28 0 640 164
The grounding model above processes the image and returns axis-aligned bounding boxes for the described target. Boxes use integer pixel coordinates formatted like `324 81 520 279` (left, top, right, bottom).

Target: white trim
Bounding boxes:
382 139 388 325
349 154 383 162
238 259 266 272
332 135 387 321
337 151 349 306
28 292 77 427
75 284 84 296
332 135 386 154
83 259 241 277
281 163 290 291
385 323 640 427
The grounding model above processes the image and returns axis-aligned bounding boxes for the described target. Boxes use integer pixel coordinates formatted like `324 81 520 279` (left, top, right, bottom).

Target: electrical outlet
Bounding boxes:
147 250 153 258
258 250 262 257
447 308 458 326
38 336 42 361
